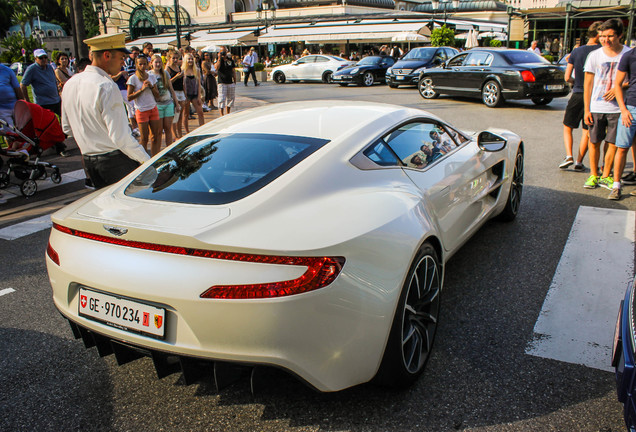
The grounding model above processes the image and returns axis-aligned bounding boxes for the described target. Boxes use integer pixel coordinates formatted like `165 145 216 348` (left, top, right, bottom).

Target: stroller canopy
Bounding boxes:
13 100 66 152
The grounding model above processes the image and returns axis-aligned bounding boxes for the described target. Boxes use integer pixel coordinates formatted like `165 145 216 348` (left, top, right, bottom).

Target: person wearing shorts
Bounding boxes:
166 50 186 139
127 56 161 155
611 45 636 199
149 54 179 150
215 46 236 116
583 18 630 190
560 21 602 171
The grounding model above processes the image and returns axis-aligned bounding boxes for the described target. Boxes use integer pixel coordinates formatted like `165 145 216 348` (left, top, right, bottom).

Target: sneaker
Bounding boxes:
622 171 636 185
608 187 622 200
599 176 614 190
59 151 71 157
584 175 599 189
559 156 574 169
573 162 585 171
631 190 636 196
132 128 140 138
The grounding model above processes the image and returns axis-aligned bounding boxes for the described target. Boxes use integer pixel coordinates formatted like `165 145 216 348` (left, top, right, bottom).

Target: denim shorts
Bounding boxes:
616 105 636 149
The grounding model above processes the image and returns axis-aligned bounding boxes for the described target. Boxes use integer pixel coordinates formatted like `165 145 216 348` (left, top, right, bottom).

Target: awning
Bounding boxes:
257 20 432 44
125 35 178 50
190 29 257 48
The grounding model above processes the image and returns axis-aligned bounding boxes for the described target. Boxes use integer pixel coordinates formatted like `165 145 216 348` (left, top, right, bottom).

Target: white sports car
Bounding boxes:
46 101 523 392
270 55 354 84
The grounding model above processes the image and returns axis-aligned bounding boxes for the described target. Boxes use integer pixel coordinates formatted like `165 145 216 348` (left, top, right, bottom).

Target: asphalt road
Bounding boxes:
1 81 633 431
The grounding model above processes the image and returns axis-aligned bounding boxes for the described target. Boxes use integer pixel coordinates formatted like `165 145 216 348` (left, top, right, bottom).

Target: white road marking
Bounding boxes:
526 206 635 372
0 288 15 296
2 169 86 200
0 214 52 240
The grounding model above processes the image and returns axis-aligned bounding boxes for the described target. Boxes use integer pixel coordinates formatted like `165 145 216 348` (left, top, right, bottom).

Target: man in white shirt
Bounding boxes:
527 41 541 55
62 33 150 189
242 47 259 86
583 18 630 190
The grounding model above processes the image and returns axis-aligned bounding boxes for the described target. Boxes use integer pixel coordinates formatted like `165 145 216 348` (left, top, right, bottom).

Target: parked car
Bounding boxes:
332 55 395 86
418 48 570 107
271 55 354 84
613 277 636 430
46 100 523 392
386 46 458 88
10 62 25 76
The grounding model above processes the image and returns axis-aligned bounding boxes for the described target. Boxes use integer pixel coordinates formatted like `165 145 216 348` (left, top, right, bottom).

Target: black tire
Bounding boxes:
482 80 503 107
361 72 374 87
497 148 524 222
419 77 439 99
273 72 286 84
375 242 442 389
21 179 37 197
389 83 399 88
338 83 349 87
322 71 333 84
0 171 9 188
51 169 62 184
531 97 553 105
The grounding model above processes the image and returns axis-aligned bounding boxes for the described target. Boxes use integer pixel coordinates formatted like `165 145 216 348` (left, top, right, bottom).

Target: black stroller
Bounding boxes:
0 100 63 197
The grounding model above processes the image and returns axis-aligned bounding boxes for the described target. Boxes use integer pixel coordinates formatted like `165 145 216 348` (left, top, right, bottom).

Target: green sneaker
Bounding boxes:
599 176 614 190
584 175 599 189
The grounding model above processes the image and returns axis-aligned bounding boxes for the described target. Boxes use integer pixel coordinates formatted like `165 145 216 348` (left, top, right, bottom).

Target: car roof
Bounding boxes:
188 101 432 142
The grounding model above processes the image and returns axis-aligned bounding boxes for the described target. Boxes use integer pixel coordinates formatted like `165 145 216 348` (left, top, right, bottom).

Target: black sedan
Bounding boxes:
386 46 458 88
417 49 570 107
332 55 395 86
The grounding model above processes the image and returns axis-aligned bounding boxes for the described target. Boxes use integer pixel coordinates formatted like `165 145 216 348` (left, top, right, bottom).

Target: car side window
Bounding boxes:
383 122 455 170
363 140 399 166
447 53 468 67
297 56 315 64
315 56 329 63
466 52 493 66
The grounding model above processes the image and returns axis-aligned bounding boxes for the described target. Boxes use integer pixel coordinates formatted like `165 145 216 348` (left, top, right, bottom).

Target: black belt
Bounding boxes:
84 150 123 160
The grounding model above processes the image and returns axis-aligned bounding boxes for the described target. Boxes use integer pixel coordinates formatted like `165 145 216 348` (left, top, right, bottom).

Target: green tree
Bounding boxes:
0 33 43 63
489 39 502 47
431 25 455 47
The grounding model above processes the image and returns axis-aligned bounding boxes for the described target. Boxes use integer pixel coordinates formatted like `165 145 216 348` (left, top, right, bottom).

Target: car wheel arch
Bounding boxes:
481 74 503 91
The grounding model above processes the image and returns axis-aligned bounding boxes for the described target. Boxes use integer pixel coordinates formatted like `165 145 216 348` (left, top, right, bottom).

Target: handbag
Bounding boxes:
243 66 250 73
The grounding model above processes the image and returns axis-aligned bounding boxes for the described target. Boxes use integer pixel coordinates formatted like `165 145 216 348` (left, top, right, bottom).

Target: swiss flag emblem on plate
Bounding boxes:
80 295 87 308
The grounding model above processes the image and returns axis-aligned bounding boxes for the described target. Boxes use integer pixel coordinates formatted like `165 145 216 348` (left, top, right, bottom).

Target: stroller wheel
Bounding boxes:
51 169 62 184
0 172 9 188
21 179 37 197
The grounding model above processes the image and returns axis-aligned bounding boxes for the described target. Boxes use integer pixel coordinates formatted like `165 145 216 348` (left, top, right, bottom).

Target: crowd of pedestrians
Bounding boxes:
560 18 636 200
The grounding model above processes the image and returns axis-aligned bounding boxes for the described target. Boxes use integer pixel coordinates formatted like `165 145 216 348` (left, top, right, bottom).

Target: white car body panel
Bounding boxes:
46 101 521 391
271 55 354 82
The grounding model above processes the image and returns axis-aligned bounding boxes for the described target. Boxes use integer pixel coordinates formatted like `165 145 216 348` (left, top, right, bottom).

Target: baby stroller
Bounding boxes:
0 100 63 197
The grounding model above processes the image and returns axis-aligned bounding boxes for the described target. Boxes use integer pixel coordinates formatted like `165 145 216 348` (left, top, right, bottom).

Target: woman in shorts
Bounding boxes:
149 54 180 150
182 53 205 134
127 56 161 155
166 50 186 139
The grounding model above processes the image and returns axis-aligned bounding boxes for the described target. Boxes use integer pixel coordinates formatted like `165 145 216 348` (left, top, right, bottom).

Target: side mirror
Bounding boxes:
441 61 448 68
477 131 507 152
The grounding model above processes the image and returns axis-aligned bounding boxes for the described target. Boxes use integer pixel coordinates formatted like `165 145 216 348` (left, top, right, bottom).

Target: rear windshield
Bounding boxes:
125 133 329 204
501 51 550 65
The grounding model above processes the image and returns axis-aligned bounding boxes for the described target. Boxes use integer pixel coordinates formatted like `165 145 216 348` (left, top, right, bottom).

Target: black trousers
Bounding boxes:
40 101 67 154
244 66 258 85
83 150 140 189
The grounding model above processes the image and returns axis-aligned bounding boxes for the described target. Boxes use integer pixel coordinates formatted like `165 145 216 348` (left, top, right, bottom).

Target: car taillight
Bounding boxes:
47 241 60 266
201 256 345 299
520 70 535 82
52 223 345 299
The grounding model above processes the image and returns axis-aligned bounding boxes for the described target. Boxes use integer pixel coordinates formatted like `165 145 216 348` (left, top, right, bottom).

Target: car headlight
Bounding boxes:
351 68 359 75
386 67 393 74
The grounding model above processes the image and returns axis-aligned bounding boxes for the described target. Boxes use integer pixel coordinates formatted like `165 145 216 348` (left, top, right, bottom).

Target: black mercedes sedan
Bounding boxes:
332 55 395 86
417 48 570 107
386 46 458 88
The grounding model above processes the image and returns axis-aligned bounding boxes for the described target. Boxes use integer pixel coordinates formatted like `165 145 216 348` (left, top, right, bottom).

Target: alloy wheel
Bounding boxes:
419 77 438 99
401 254 441 374
509 151 524 215
482 81 501 107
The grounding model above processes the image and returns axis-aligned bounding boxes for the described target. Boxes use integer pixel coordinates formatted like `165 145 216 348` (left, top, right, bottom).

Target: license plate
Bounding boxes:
341 75 351 79
78 288 166 339
396 76 405 80
546 84 564 91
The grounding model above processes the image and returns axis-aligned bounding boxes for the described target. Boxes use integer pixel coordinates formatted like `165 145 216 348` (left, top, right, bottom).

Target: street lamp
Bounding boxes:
256 0 277 34
91 0 113 34
431 0 459 27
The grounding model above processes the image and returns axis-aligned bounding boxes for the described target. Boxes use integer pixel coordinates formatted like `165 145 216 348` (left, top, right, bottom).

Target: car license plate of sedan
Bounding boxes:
546 84 564 91
396 76 405 80
78 288 166 339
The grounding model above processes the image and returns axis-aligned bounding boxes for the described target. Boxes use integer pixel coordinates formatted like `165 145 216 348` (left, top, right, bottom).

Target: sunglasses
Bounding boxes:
38 56 48 60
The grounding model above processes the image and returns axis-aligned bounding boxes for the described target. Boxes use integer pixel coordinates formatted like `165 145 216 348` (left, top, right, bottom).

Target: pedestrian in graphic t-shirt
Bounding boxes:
215 46 236 116
583 18 630 191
